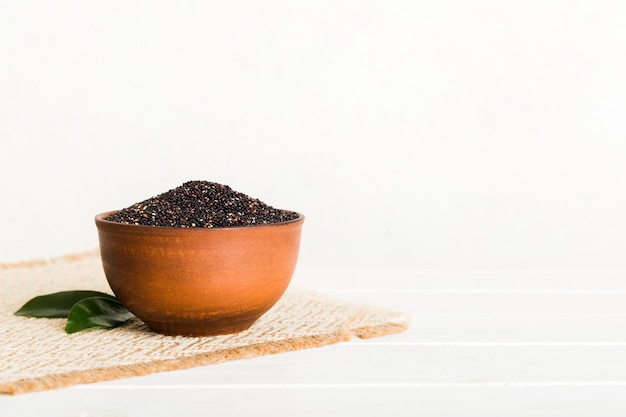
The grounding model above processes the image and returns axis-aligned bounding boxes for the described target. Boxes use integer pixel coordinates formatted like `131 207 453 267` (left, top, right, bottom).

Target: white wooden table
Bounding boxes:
3 270 626 416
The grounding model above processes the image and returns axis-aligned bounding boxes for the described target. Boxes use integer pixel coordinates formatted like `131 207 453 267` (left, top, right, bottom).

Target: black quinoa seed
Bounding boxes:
104 181 299 228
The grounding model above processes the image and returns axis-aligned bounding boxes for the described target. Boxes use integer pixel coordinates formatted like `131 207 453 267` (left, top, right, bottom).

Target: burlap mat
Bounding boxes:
0 252 409 395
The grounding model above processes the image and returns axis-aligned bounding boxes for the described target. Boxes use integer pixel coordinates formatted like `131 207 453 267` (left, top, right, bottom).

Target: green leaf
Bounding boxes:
14 290 119 318
65 296 132 334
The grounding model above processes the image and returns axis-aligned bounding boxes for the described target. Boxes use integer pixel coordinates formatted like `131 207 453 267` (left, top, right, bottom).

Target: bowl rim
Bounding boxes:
95 210 304 231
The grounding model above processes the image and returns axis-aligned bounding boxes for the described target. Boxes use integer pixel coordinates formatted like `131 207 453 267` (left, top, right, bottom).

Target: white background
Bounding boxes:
1 1 625 270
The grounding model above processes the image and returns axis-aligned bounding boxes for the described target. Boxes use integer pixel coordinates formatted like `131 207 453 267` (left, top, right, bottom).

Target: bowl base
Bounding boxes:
143 317 259 337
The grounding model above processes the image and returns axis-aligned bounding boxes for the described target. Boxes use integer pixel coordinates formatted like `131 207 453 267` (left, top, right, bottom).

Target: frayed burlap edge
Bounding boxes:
1 324 408 395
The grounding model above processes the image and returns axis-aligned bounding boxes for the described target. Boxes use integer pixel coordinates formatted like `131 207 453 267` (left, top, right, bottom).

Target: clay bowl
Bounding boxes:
95 211 304 336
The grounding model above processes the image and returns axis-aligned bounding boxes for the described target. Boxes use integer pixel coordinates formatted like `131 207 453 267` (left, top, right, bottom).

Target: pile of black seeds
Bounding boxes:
104 181 299 228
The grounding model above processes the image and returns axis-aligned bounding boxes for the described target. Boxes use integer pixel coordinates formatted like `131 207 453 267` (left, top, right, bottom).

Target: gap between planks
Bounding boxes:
319 289 626 294
77 381 626 390
344 341 626 347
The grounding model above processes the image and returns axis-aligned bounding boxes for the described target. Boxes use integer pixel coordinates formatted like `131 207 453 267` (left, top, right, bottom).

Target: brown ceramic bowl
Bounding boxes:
95 211 304 336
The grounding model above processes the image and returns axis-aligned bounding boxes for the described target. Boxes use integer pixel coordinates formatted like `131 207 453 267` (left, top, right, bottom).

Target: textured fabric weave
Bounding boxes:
0 252 409 394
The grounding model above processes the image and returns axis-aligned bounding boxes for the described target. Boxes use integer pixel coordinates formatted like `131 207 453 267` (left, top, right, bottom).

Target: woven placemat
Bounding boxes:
0 252 409 395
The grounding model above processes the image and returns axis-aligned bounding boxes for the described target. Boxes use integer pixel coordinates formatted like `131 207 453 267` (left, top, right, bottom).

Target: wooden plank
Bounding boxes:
69 344 626 386
3 385 626 417
294 270 626 291
354 313 626 344
319 290 626 314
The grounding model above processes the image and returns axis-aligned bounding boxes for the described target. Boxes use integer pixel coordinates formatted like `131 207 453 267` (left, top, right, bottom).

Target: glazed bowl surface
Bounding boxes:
95 211 304 336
